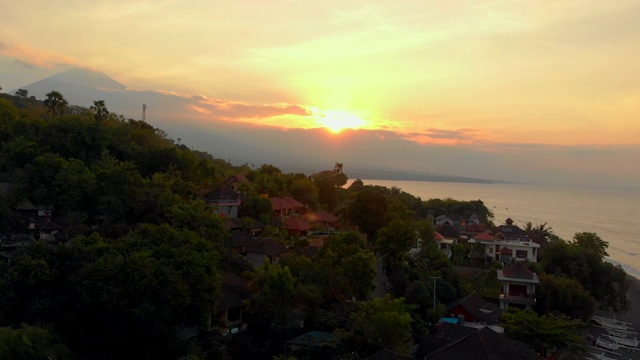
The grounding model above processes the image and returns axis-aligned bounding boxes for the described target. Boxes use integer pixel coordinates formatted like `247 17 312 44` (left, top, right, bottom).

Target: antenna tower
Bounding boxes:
142 104 147 122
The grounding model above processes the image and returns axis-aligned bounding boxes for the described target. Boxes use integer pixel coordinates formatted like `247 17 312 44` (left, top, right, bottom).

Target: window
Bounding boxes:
515 250 528 259
489 247 494 254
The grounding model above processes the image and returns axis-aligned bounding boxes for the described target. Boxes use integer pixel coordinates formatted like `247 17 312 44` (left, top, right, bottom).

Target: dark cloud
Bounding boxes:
194 97 311 119
14 59 35 69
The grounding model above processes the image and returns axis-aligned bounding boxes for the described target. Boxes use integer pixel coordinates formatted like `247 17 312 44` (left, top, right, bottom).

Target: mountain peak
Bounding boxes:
43 67 126 91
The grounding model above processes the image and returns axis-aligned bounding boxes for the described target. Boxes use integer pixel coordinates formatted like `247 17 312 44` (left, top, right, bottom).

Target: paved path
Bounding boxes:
372 254 391 298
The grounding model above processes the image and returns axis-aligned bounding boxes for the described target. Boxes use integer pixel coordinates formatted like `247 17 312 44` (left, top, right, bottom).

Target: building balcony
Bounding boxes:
499 293 536 305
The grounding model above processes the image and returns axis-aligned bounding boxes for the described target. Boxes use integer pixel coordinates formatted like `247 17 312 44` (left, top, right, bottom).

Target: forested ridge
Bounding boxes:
0 92 630 360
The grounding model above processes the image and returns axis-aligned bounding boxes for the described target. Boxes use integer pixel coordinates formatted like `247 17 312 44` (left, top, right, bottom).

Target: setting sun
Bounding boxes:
313 109 366 133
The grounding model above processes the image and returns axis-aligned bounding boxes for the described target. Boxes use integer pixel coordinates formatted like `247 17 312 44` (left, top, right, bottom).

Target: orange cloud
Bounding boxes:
0 42 76 68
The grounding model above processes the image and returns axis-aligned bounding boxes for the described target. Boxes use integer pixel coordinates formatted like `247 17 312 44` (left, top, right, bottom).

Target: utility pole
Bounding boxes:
429 276 441 310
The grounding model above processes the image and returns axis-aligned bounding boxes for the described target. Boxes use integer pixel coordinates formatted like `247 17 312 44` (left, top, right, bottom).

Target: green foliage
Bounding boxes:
314 231 376 301
312 169 347 211
0 324 72 360
90 99 109 121
502 309 587 358
245 259 299 333
423 198 494 224
347 189 388 241
542 236 628 312
537 274 595 321
43 91 68 120
339 295 413 355
376 218 416 263
571 232 609 258
0 225 222 359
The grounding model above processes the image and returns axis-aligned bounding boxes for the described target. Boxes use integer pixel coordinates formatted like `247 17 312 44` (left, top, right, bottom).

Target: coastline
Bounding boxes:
586 274 640 359
593 274 640 327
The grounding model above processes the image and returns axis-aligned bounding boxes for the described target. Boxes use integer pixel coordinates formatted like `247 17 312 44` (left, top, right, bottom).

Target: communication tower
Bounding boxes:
142 104 147 122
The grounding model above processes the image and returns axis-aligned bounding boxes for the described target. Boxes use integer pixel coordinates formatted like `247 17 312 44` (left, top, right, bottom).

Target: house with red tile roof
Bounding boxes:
497 262 539 310
271 196 305 218
468 218 539 262
283 216 311 237
434 224 460 258
302 210 339 229
445 291 504 326
223 173 251 192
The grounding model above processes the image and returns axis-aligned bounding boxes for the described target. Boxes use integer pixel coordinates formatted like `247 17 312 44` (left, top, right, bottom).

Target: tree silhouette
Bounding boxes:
90 100 109 121
43 91 68 120
15 89 29 98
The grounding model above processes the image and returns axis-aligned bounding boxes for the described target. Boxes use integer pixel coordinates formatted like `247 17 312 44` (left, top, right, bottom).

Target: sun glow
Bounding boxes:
313 109 366 133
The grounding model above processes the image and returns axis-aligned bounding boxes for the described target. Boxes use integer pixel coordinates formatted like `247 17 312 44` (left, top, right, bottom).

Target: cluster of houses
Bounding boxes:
424 214 541 312
430 214 540 263
1 175 542 358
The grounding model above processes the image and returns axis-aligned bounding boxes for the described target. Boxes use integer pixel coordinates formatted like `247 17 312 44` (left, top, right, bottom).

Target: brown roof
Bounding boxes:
464 223 487 233
228 232 255 248
446 291 503 325
426 326 536 360
434 231 444 241
223 173 251 186
38 218 61 231
498 247 513 255
218 272 250 311
364 349 413 360
436 224 460 239
15 198 37 211
474 232 494 241
271 196 304 211
246 238 289 256
502 261 535 279
224 218 241 231
302 210 338 223
493 222 529 239
283 216 311 231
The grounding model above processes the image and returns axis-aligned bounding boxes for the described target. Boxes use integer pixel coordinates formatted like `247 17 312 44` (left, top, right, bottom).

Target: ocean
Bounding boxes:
355 179 640 278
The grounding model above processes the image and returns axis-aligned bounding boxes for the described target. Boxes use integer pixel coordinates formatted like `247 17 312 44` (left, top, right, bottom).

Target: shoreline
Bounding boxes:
592 274 640 326
586 274 640 359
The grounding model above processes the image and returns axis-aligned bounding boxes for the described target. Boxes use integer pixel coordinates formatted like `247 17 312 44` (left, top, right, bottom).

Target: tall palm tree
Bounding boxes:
90 100 109 121
43 91 68 120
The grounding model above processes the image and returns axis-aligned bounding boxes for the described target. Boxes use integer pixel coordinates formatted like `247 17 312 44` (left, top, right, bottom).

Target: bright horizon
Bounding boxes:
2 1 640 188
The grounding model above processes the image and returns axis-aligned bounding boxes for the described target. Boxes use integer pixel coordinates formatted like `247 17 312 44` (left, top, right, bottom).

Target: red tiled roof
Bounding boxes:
283 216 311 231
447 291 504 325
465 223 487 233
498 247 513 255
302 210 338 223
271 196 304 211
503 261 535 279
224 173 251 185
474 232 494 241
434 231 444 241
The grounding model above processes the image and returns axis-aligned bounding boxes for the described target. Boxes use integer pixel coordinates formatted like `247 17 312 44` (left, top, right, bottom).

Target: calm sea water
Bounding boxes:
355 180 640 278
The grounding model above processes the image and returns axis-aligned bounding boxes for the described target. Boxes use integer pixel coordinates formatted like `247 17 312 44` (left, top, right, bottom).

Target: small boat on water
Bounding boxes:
595 337 620 351
604 327 632 338
591 314 634 332
601 334 639 348
590 352 617 360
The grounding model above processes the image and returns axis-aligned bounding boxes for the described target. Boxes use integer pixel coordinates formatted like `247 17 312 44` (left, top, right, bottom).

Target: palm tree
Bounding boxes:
43 91 68 120
90 99 109 121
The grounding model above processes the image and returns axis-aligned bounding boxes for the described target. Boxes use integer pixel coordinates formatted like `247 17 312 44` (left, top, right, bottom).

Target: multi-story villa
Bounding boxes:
497 262 539 310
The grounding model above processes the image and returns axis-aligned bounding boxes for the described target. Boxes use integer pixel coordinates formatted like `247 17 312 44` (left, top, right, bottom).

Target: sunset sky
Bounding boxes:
1 1 640 188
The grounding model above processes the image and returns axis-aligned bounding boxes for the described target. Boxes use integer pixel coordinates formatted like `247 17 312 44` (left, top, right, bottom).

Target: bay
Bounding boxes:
355 179 640 278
